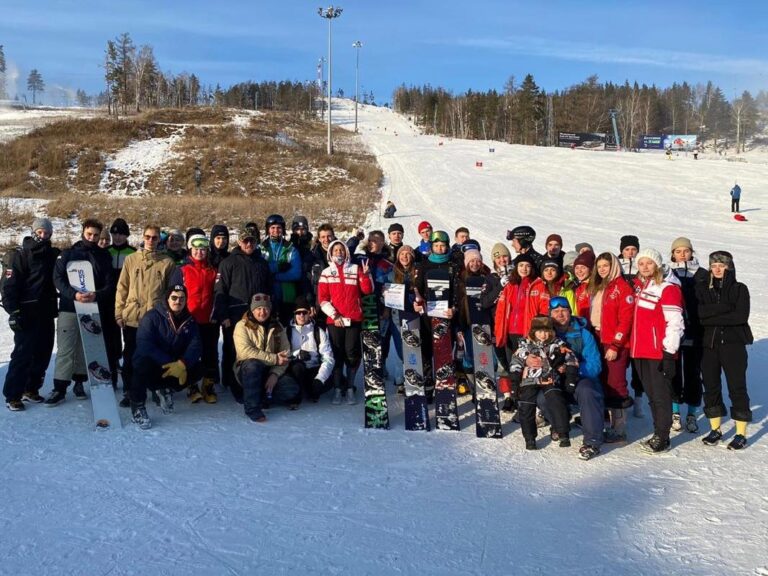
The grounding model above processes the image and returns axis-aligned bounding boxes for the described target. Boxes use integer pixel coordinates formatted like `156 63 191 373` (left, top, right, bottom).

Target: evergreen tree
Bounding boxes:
27 69 44 104
0 44 7 100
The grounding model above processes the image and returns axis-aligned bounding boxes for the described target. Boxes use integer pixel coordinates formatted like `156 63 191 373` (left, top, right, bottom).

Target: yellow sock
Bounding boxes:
709 417 722 431
735 421 747 436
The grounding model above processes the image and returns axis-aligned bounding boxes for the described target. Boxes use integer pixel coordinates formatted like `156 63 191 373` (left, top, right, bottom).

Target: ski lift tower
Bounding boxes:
609 109 621 150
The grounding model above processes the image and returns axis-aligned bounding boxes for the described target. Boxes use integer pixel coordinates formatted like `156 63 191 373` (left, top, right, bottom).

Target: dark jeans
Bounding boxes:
287 360 332 400
3 312 55 401
102 316 122 387
518 385 570 441
130 355 201 406
327 323 362 391
121 326 138 395
731 198 740 212
221 323 237 390
569 378 605 447
199 323 220 382
635 358 673 441
672 345 703 407
701 343 751 422
629 358 644 397
237 359 301 418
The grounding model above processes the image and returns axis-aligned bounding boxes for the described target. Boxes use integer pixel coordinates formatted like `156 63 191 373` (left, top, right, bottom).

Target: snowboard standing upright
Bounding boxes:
66 260 121 430
465 277 502 438
361 292 389 429
426 269 459 431
401 316 429 431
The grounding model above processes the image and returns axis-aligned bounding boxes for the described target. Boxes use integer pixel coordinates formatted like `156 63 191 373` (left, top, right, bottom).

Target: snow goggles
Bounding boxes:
430 231 449 244
189 237 210 249
549 296 571 311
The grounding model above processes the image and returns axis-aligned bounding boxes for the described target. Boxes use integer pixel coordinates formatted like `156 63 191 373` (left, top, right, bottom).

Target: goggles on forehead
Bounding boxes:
190 237 210 249
549 296 571 311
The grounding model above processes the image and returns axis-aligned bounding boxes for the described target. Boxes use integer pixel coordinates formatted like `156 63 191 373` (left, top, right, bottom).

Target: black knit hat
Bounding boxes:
620 235 640 252
110 218 130 236
388 222 404 234
513 253 536 269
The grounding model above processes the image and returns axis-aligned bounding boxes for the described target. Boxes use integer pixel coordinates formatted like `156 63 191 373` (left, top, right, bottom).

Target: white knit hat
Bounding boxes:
636 248 663 269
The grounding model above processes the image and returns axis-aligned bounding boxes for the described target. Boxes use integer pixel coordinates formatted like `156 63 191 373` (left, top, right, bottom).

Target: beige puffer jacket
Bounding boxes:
233 313 289 378
115 250 176 328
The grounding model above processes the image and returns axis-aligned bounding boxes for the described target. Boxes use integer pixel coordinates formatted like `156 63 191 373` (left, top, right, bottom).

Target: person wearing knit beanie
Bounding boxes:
575 242 594 254
670 237 693 256
32 217 53 237
491 242 512 275
545 234 563 254
636 248 663 270
574 250 596 270
463 248 482 266
110 218 130 237
620 235 640 258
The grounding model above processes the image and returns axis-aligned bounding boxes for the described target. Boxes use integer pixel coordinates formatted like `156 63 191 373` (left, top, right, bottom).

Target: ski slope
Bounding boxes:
1 102 767 576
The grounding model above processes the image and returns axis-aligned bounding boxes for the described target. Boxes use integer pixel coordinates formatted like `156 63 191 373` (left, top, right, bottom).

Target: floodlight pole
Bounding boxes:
318 6 343 155
353 41 362 133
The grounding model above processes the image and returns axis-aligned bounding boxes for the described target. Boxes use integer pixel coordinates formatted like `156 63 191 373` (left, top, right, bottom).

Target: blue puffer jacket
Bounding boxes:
134 301 201 369
554 316 602 382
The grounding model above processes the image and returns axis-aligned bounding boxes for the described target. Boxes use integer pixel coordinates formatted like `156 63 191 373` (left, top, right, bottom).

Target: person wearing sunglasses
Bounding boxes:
3 218 60 412
171 234 219 404
129 284 202 430
115 224 177 408
630 248 685 454
213 223 272 403
285 295 335 402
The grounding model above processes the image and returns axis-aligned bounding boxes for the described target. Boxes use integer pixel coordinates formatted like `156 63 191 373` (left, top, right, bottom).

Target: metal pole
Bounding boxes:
353 41 362 133
327 16 333 154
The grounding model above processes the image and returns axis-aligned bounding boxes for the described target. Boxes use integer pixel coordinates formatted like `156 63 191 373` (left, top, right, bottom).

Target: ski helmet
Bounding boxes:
292 215 309 231
430 230 450 244
265 214 286 230
507 225 536 246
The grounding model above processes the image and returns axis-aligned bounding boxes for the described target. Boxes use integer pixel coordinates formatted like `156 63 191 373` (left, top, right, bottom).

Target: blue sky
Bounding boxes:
2 1 767 105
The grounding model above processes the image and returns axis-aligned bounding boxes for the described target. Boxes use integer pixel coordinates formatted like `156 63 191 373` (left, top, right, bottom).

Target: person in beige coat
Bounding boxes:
114 225 176 406
234 293 300 422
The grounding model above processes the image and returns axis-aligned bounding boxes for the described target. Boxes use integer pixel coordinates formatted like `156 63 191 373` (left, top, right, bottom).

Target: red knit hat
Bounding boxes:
418 221 432 234
545 234 563 247
573 250 595 269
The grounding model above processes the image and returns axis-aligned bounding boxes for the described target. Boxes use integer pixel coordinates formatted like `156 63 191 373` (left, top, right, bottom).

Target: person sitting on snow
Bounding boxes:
383 201 397 218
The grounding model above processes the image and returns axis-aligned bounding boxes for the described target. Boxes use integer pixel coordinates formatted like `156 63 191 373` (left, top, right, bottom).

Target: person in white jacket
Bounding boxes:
285 295 335 402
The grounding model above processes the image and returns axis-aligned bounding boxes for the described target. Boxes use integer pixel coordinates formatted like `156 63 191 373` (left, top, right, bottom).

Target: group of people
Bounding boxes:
2 215 753 460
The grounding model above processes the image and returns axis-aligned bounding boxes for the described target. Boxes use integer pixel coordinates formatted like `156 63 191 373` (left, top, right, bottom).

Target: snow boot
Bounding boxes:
641 434 670 454
187 383 203 403
727 435 748 451
22 390 44 403
131 404 152 430
201 378 218 404
701 428 723 446
6 399 25 411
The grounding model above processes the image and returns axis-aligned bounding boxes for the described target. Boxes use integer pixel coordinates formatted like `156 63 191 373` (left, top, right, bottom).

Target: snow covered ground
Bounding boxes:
1 101 767 575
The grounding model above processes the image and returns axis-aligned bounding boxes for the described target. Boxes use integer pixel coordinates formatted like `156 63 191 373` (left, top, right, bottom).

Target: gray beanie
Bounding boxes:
32 217 53 235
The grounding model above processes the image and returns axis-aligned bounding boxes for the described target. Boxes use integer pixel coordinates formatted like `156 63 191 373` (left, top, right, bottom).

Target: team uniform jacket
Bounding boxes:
526 276 576 321
494 277 533 346
574 282 591 319
171 257 218 325
595 276 635 352
630 270 684 360
317 241 374 324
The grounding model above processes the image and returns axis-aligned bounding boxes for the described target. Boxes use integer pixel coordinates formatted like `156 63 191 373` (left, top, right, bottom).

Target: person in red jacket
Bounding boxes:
317 240 374 405
573 250 595 319
587 252 635 442
494 253 538 411
630 248 685 453
171 233 220 403
527 259 576 321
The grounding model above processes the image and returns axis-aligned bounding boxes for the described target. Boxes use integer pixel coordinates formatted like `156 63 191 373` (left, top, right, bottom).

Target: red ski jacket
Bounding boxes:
596 276 635 351
318 241 374 324
494 277 532 346
174 258 217 325
630 271 684 360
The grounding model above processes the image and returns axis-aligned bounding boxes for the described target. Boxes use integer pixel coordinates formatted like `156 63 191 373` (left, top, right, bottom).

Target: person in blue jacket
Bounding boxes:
549 296 606 461
130 284 202 429
730 183 741 213
260 214 302 326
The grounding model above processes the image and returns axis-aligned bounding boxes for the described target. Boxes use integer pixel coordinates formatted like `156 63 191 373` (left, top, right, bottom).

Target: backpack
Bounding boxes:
0 247 25 311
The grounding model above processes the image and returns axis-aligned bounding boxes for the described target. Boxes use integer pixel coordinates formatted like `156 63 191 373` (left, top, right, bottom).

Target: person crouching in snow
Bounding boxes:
509 315 577 451
130 284 202 430
234 293 300 423
383 200 397 218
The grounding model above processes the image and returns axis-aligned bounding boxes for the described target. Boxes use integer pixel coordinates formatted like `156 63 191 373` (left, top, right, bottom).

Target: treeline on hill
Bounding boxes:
96 32 318 117
393 74 768 152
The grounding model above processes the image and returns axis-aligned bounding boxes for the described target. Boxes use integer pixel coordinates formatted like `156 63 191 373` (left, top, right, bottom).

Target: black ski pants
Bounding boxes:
518 385 570 441
635 358 673 441
286 360 331 401
327 323 362 391
672 345 703 407
130 355 200 406
701 343 751 422
121 326 138 395
3 312 55 401
198 323 220 382
731 198 740 213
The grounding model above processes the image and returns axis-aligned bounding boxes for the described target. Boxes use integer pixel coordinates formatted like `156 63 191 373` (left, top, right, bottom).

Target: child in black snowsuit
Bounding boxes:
510 315 579 450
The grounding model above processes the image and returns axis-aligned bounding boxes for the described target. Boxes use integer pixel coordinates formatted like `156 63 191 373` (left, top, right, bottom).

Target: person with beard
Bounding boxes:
697 251 753 450
209 224 231 268
3 218 60 411
213 223 272 402
45 219 115 406
129 284 202 430
115 224 177 408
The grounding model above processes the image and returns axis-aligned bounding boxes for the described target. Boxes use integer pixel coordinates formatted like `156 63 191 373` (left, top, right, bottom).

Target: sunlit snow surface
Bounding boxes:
1 101 766 575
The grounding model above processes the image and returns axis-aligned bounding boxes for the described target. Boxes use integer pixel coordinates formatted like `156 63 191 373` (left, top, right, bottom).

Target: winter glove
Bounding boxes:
161 360 187 386
659 352 676 380
564 378 578 397
278 261 291 273
8 310 22 333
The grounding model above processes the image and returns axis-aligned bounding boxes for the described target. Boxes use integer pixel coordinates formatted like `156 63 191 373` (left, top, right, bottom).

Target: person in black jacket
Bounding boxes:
696 251 753 450
45 219 116 406
290 215 317 307
209 224 230 268
130 284 202 429
2 218 60 411
212 224 272 401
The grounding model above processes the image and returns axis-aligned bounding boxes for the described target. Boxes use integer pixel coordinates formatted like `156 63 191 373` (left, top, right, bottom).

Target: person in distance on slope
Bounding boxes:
586 252 635 443
383 200 397 219
507 225 543 271
317 240 374 405
45 219 115 406
130 284 202 430
618 234 644 416
2 218 60 411
494 253 539 413
730 183 741 213
572 250 596 319
630 248 685 454
696 251 753 450
667 237 708 433
416 221 432 256
509 315 576 451
234 293 300 423
285 295 335 402
171 233 219 404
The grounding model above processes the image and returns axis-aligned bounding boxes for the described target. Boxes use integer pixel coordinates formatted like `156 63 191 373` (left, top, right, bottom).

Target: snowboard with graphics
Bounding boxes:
426 268 459 431
401 316 430 431
361 292 389 429
67 260 122 430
